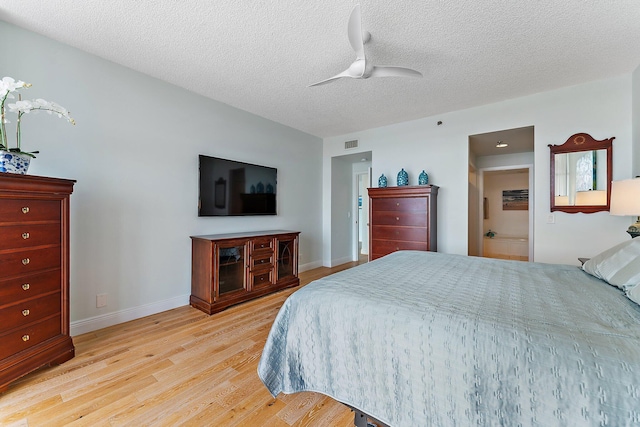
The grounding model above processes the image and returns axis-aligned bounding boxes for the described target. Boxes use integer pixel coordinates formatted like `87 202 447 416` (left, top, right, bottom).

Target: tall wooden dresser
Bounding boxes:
0 174 75 392
368 185 438 260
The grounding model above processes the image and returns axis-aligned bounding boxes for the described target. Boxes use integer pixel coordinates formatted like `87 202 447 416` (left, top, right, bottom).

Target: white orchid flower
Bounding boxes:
8 98 74 124
0 77 29 97
1 76 74 157
7 100 33 113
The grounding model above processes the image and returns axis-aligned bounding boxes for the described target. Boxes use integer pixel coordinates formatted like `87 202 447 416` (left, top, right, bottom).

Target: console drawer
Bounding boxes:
0 223 61 251
250 252 274 270
0 199 60 223
250 237 274 253
250 269 274 289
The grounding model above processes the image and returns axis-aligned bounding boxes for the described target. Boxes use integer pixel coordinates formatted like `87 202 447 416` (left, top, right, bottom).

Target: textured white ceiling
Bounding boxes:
2 1 640 138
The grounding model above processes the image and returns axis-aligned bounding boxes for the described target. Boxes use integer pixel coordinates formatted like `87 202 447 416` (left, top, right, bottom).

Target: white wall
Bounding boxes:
634 64 640 177
476 152 535 169
329 156 354 265
324 76 633 265
0 22 323 334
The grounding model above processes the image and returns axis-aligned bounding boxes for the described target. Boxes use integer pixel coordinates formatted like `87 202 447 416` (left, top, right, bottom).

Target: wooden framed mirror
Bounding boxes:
549 133 614 214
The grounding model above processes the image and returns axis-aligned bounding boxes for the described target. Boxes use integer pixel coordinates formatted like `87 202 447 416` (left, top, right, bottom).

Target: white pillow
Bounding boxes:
582 238 640 301
626 284 640 305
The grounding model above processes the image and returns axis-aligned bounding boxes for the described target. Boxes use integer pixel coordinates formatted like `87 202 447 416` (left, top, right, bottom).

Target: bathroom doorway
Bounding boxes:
468 126 534 261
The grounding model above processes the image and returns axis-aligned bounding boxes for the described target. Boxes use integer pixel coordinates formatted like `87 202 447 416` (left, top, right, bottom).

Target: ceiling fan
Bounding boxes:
309 4 423 87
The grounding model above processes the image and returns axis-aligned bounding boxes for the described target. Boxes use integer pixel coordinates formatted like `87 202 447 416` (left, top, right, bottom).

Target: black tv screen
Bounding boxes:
199 155 277 216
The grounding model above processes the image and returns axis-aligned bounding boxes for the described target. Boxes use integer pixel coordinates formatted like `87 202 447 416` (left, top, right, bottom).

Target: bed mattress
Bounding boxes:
258 251 640 426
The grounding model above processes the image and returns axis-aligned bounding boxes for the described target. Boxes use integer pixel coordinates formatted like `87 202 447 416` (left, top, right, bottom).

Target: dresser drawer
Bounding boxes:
0 269 61 304
250 237 274 253
371 197 427 212
0 199 60 223
0 246 61 277
371 211 428 227
0 292 61 333
371 226 428 242
0 314 62 360
250 252 274 270
0 223 61 251
371 240 428 256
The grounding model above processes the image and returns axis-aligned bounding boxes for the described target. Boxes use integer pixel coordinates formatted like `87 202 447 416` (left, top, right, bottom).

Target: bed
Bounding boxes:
257 242 640 426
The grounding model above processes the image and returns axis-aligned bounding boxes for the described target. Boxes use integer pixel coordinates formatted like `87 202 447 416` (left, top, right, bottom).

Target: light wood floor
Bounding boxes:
0 260 368 427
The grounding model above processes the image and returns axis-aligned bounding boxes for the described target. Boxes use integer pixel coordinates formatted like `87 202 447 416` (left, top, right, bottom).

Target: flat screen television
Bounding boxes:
199 155 277 216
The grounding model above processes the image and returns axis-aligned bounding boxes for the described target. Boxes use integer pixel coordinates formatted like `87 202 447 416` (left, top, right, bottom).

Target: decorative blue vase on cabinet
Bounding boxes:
378 174 388 188
418 170 429 185
397 168 409 186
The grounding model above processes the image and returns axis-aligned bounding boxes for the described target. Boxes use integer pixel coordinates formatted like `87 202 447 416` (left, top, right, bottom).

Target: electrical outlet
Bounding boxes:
547 213 555 224
96 293 107 308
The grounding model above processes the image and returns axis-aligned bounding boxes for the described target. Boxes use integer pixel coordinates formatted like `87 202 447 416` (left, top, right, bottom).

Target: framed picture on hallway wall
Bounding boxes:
502 189 528 210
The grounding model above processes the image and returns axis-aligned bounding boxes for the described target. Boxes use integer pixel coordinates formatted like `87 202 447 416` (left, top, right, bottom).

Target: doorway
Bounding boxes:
468 126 534 261
328 151 372 267
479 166 533 261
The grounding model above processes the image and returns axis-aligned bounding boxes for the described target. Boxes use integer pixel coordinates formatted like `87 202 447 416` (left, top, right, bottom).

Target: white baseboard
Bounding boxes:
330 256 354 267
70 294 190 336
71 260 329 336
299 260 323 272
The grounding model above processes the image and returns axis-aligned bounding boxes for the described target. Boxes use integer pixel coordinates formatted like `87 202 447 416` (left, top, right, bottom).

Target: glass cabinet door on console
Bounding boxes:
277 239 295 281
216 244 247 296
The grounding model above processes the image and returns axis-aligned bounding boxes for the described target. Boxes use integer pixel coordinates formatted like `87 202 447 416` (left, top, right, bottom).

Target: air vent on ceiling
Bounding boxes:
345 140 358 149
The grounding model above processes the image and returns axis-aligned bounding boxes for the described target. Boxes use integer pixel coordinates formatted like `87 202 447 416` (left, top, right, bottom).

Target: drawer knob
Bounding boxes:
22 335 30 342
396 202 400 206
22 309 30 317
396 217 400 221
22 283 30 291
260 244 265 248
22 232 30 239
22 207 30 214
260 259 265 263
22 258 30 265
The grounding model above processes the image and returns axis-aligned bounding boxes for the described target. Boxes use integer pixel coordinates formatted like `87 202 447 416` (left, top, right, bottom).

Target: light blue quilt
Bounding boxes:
258 251 640 426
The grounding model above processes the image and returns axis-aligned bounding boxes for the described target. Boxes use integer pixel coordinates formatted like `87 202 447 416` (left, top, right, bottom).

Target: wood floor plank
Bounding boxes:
276 391 325 425
0 261 365 426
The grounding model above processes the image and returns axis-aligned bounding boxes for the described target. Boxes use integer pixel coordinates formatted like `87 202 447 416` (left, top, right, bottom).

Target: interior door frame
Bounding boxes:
478 164 534 261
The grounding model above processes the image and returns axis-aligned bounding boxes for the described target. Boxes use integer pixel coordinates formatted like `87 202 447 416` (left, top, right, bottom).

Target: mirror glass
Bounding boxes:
553 149 608 206
549 133 613 214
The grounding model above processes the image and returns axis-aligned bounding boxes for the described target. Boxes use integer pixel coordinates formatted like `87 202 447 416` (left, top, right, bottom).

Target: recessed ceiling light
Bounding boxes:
496 141 508 148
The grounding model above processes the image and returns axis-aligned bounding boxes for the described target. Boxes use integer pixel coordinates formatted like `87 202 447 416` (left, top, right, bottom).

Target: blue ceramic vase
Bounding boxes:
378 174 388 188
397 169 408 186
0 151 31 174
418 170 429 185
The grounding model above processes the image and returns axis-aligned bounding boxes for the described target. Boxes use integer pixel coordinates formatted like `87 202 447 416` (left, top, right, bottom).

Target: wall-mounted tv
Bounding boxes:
199 155 277 216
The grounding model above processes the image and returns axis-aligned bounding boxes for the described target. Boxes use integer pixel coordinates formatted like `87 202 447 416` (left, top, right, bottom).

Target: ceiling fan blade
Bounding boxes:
308 69 352 87
347 4 365 60
369 66 423 78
